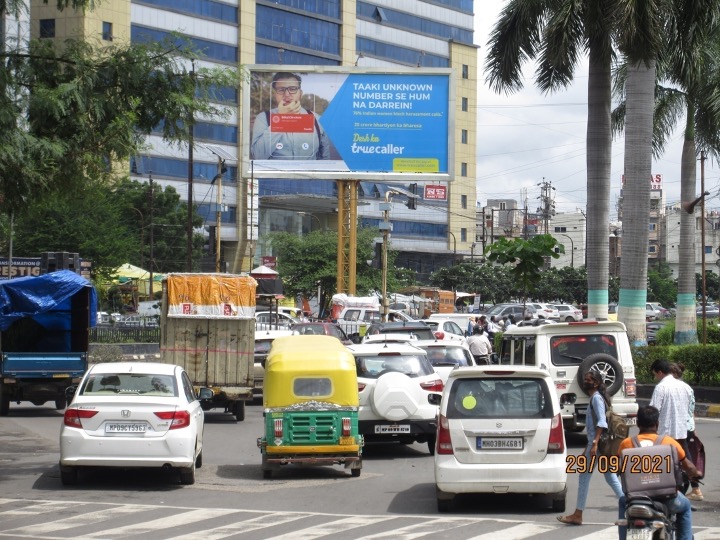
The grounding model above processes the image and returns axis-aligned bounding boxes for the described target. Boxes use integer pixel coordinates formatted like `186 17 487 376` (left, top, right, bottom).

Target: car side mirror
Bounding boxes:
428 393 442 406
197 387 214 400
65 386 77 403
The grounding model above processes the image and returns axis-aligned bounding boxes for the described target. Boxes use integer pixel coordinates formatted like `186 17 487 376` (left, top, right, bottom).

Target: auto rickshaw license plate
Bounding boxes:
375 425 410 434
339 436 354 445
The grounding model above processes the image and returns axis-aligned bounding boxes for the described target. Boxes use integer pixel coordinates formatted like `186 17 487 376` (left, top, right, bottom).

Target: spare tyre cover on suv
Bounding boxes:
371 372 422 421
578 353 624 396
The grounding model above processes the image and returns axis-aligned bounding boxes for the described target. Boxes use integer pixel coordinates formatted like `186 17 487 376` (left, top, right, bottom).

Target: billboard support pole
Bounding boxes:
336 180 358 295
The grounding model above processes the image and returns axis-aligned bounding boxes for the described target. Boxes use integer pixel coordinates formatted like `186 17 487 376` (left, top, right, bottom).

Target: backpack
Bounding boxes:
589 398 630 457
620 434 684 499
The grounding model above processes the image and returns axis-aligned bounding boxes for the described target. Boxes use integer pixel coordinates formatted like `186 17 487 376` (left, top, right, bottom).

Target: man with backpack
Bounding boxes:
616 405 701 540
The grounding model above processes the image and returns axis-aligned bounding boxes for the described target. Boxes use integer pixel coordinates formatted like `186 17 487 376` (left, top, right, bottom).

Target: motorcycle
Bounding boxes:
619 494 676 540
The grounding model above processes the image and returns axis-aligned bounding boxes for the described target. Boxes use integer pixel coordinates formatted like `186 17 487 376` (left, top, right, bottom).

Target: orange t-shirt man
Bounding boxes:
618 433 686 460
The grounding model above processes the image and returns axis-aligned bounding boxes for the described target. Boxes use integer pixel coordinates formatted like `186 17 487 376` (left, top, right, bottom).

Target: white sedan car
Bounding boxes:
59 362 206 486
433 366 567 512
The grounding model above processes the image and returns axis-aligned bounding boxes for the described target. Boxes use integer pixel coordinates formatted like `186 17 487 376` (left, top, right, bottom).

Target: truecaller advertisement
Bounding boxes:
243 67 452 182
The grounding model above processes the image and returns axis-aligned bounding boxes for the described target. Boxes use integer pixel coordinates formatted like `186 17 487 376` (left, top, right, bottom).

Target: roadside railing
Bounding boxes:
90 327 160 344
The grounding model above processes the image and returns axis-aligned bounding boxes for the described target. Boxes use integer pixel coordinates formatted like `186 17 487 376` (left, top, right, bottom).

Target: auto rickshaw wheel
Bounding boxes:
262 469 272 479
351 467 361 477
261 454 273 479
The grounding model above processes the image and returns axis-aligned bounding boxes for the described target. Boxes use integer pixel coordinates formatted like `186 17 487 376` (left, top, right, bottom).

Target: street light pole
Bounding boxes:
447 231 457 265
379 191 398 321
148 174 154 299
556 233 574 268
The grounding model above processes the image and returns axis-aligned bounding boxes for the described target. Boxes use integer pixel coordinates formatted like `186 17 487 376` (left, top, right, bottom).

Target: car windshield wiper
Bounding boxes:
558 353 585 361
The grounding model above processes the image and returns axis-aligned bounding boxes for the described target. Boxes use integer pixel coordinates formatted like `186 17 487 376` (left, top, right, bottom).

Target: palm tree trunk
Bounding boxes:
585 47 612 320
674 106 698 343
618 60 655 344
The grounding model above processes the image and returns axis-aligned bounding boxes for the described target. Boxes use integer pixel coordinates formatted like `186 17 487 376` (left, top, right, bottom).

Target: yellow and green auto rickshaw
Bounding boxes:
257 335 363 478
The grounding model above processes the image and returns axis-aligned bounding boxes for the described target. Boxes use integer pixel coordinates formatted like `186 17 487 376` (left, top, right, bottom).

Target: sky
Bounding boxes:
474 1 720 220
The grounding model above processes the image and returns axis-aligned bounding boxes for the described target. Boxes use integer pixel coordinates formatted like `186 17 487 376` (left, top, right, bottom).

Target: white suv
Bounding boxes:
348 343 443 454
498 321 638 431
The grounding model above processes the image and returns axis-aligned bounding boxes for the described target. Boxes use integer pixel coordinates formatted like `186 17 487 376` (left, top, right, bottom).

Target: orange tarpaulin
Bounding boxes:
166 273 257 319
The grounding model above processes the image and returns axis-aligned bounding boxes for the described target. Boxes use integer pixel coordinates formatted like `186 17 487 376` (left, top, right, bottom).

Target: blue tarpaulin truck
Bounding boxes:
0 270 97 415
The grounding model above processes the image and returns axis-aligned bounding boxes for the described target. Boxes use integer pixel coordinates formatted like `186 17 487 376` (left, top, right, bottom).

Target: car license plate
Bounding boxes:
105 423 147 433
624 417 637 426
477 437 523 450
628 529 652 540
374 424 410 434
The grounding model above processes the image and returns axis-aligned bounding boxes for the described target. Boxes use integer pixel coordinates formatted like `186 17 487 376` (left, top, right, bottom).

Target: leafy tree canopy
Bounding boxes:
0 30 240 213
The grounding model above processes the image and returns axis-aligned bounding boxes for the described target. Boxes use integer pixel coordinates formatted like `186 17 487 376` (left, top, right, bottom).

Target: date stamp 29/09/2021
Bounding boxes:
566 454 674 474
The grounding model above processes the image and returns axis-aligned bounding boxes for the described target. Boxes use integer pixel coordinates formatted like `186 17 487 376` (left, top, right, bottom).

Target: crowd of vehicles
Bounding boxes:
4 274 653 519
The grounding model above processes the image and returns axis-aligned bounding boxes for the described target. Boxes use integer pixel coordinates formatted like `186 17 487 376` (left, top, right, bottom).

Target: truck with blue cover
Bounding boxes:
0 270 96 415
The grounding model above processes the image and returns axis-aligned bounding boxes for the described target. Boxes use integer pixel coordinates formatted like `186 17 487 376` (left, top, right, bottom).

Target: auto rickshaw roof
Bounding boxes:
264 335 358 407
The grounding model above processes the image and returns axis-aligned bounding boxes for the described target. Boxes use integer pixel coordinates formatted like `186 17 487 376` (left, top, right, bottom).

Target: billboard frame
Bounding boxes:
241 65 455 182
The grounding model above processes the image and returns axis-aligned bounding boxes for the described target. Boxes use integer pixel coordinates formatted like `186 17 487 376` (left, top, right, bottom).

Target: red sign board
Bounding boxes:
262 256 277 269
424 184 447 200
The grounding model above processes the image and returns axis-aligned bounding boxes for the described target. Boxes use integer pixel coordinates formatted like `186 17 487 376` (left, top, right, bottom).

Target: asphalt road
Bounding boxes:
1 401 718 539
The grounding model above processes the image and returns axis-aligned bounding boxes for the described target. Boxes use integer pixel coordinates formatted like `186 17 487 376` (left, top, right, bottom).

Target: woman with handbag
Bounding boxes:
558 371 624 526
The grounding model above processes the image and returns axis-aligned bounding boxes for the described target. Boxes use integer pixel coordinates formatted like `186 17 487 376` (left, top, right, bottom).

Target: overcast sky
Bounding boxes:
474 2 720 220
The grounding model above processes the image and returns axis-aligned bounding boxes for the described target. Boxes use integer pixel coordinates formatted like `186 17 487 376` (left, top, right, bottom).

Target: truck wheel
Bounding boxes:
0 386 9 417
234 401 245 422
179 462 196 485
60 466 78 486
55 398 67 410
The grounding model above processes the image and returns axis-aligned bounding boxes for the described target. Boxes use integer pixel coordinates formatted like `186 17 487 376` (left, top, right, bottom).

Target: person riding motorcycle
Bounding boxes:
617 405 702 540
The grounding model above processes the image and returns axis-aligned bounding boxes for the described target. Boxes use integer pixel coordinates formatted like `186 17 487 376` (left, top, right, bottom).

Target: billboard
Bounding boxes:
242 66 454 182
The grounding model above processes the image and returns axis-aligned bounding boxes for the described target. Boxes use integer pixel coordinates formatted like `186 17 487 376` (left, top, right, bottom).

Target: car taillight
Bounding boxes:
154 410 191 429
420 378 444 392
547 413 565 454
342 417 351 436
437 414 453 454
625 378 637 397
63 408 98 428
358 382 366 392
434 331 445 340
274 418 283 438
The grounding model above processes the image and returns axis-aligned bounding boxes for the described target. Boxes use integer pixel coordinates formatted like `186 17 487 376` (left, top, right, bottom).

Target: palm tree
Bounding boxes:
614 0 719 344
484 0 620 320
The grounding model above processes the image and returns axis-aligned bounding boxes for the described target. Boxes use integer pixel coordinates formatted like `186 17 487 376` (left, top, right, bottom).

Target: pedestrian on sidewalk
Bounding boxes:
670 362 704 501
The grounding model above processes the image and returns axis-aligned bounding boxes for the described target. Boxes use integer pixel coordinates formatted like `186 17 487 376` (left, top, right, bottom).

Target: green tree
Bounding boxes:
615 0 718 344
485 235 561 304
269 227 388 316
647 263 678 310
484 0 618 321
0 29 239 213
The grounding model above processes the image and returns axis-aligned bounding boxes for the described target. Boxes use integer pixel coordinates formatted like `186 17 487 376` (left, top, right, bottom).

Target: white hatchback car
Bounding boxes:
420 318 468 345
348 343 443 455
415 341 475 383
59 362 206 486
433 366 567 512
530 303 560 321
554 304 583 322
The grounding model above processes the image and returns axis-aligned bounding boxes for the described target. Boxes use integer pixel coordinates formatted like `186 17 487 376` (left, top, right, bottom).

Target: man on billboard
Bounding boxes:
251 72 331 160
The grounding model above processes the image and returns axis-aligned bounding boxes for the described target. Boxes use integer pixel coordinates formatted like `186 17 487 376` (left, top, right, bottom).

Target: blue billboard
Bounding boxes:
241 66 454 182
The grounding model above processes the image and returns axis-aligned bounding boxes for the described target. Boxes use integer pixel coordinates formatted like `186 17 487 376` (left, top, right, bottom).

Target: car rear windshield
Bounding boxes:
420 346 471 367
81 373 178 396
376 326 435 340
498 337 536 366
446 378 553 419
550 334 618 365
355 354 434 379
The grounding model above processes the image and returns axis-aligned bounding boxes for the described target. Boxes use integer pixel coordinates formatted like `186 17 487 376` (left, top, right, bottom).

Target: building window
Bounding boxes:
461 129 468 144
554 226 567 232
649 223 657 231
460 228 467 242
499 202 506 210
39 19 55 38
461 97 468 111
705 245 712 254
102 21 113 41
462 64 468 79
461 162 467 176
461 195 467 209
